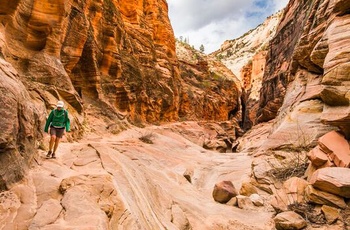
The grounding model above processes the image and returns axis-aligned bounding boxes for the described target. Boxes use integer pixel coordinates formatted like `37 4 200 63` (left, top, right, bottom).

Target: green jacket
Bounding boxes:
44 109 70 132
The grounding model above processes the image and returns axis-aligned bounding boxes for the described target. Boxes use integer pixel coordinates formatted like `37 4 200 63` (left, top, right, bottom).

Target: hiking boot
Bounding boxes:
46 151 52 158
51 153 56 159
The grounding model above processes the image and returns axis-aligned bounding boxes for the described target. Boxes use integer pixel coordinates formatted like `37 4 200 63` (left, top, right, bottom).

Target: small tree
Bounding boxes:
199 44 205 53
179 36 183 42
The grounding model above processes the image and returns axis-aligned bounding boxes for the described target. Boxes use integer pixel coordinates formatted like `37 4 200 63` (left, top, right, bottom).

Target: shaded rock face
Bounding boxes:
240 51 267 130
257 0 313 122
0 57 44 190
175 41 241 122
257 0 350 137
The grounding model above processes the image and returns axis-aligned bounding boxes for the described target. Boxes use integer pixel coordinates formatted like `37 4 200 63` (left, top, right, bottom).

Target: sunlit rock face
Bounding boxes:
258 0 350 123
0 0 179 188
255 0 350 146
0 0 178 124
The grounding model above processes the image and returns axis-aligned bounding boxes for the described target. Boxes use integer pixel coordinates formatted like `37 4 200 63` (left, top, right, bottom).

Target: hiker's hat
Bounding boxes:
57 101 64 108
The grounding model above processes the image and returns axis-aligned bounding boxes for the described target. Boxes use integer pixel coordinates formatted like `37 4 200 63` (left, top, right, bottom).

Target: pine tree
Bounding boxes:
199 44 205 53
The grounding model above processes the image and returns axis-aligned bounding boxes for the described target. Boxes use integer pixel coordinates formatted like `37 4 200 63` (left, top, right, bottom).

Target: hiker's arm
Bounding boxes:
65 111 71 132
44 110 54 133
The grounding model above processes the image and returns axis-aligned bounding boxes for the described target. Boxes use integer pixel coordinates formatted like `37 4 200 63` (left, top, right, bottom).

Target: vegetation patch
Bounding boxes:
139 132 155 144
288 203 326 224
267 151 309 181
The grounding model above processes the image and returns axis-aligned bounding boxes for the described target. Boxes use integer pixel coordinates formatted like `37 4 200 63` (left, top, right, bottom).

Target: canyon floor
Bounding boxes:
1 120 278 230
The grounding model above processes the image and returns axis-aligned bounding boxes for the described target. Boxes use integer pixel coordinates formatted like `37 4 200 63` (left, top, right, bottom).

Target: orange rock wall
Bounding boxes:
0 0 178 123
240 51 267 129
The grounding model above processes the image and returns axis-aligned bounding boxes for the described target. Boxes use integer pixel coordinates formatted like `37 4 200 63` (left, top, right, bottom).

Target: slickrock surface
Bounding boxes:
0 123 274 229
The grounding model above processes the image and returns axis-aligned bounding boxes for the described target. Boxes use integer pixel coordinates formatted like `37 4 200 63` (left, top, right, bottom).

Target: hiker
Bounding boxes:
44 100 70 158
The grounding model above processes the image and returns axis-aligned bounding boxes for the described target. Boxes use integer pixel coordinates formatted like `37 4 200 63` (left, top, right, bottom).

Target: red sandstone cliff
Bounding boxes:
0 0 179 123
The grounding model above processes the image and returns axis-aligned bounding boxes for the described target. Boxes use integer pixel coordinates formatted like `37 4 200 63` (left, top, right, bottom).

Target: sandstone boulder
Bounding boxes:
249 194 264 207
274 211 307 230
212 181 238 204
304 158 335 181
236 195 255 210
318 131 350 167
321 205 340 224
305 185 346 209
239 181 258 196
203 139 227 153
307 146 329 167
251 158 274 185
309 167 350 198
270 177 308 212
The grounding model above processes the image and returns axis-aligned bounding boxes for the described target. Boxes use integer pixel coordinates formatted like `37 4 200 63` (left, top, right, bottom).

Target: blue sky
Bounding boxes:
167 0 289 53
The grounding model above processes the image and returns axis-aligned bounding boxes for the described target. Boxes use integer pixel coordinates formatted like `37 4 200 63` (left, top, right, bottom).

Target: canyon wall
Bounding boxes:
254 0 350 149
212 11 283 130
0 0 179 123
0 0 241 189
175 41 241 123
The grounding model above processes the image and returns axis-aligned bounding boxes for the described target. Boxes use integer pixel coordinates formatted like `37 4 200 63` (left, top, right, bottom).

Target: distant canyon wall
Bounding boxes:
175 41 241 122
212 11 283 130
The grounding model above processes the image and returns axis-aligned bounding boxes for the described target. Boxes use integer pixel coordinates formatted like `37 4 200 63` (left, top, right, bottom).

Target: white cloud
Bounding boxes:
167 0 289 53
272 0 289 12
